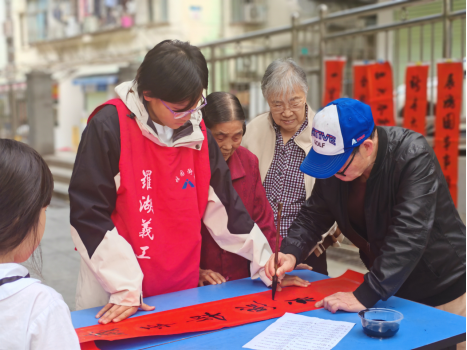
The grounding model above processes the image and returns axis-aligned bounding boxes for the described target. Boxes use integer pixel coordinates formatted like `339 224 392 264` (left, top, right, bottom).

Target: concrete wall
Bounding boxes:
27 71 54 155
55 78 83 151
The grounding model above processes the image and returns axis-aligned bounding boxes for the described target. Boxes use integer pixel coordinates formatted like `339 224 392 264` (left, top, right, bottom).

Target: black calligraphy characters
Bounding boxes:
443 113 455 130
188 312 227 322
285 297 316 305
443 154 451 170
140 323 175 330
444 136 451 150
374 71 386 79
445 73 455 89
410 75 421 92
235 301 277 313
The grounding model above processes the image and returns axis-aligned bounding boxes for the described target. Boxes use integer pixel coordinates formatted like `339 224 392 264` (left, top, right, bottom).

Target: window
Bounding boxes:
26 0 48 43
148 0 169 24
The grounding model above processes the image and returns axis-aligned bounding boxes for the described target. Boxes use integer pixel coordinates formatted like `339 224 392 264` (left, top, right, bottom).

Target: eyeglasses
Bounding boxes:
336 150 357 177
160 95 207 119
270 99 305 113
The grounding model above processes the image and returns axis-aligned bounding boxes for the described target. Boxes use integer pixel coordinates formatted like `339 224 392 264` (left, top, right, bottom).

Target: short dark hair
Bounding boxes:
351 126 377 155
0 139 53 269
202 92 247 135
135 40 208 111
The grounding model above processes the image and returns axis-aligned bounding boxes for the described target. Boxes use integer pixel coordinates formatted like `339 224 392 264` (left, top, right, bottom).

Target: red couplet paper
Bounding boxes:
77 270 364 347
353 63 370 105
434 61 463 206
403 64 429 135
323 57 346 106
367 61 395 126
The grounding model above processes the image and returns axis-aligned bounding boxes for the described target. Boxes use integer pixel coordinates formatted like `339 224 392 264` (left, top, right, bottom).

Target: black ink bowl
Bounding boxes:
358 308 404 338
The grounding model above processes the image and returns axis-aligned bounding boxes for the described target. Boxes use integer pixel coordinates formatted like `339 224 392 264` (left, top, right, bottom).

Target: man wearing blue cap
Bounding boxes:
265 98 466 321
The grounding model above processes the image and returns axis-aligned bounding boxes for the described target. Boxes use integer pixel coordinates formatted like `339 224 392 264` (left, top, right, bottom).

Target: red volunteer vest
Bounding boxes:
89 99 211 297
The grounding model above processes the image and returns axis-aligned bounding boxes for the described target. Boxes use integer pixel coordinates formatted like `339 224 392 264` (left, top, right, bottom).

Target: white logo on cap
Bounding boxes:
352 139 357 145
312 105 345 156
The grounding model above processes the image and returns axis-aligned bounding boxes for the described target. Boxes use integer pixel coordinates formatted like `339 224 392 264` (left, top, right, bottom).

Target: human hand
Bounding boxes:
265 253 296 281
315 292 366 313
96 302 155 324
276 274 310 291
198 269 227 286
296 263 313 271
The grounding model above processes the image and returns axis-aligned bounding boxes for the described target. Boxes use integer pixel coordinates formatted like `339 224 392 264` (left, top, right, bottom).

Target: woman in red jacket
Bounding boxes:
200 92 311 288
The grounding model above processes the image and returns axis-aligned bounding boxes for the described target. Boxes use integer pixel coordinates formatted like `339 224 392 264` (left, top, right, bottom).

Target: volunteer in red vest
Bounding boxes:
69 40 274 325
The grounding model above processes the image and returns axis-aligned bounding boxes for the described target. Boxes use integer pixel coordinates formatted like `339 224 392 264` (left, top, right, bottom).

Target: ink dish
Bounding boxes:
358 308 403 338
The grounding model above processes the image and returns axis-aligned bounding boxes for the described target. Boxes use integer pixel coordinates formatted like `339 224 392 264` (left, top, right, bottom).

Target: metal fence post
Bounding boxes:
319 4 328 107
211 46 216 93
442 0 452 59
291 12 299 62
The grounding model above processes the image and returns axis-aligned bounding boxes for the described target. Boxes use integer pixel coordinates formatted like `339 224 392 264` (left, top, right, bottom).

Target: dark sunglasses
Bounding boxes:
336 151 357 177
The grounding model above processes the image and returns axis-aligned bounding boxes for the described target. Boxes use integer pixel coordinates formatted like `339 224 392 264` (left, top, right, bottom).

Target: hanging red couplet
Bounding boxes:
323 57 346 106
353 63 370 105
434 61 463 206
367 61 395 126
403 64 429 135
77 270 364 347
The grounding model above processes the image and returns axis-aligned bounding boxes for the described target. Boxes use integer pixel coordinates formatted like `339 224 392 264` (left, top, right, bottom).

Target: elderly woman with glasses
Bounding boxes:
242 58 341 276
198 92 311 291
69 40 276 324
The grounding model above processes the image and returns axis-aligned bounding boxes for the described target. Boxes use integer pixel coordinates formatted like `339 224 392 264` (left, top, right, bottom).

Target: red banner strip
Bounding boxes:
77 270 364 346
369 97 395 127
353 63 370 105
434 138 459 206
434 61 463 206
368 61 395 126
323 58 346 106
403 64 429 135
354 62 395 126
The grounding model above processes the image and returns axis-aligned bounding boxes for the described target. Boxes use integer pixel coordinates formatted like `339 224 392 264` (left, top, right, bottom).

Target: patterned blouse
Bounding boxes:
263 106 308 237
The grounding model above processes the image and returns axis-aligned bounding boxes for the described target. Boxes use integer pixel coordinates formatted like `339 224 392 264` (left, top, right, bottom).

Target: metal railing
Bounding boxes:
198 0 466 147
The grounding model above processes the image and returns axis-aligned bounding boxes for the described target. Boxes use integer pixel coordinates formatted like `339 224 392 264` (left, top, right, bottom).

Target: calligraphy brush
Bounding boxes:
272 202 283 301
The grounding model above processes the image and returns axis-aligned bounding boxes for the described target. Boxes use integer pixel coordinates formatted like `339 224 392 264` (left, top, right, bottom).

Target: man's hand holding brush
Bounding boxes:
265 252 297 282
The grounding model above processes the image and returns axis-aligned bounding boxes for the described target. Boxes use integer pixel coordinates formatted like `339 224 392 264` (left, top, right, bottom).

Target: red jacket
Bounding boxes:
200 146 279 281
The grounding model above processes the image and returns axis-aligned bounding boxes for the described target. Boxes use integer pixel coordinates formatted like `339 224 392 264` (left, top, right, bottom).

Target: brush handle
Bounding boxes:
274 203 283 272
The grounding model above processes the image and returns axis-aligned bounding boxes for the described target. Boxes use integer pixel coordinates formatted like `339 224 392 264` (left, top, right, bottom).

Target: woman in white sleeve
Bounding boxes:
0 139 80 350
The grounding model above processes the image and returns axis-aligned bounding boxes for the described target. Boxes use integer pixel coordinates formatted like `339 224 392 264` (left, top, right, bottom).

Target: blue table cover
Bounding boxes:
72 270 466 349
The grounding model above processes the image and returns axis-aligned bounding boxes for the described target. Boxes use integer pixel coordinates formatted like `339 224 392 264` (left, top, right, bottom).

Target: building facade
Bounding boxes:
3 0 379 151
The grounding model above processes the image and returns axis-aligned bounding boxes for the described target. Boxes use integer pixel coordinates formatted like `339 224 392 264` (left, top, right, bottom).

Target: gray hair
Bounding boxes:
261 58 308 100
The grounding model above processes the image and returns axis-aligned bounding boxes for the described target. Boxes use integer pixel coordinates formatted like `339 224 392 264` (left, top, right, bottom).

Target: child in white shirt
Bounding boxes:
0 139 80 350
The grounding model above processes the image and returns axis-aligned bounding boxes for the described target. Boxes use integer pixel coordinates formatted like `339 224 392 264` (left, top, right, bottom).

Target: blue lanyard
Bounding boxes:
0 273 30 287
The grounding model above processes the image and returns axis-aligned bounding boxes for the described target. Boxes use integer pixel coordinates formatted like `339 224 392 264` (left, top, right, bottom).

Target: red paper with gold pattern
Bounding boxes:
434 61 463 206
403 64 429 135
323 57 346 106
77 270 363 347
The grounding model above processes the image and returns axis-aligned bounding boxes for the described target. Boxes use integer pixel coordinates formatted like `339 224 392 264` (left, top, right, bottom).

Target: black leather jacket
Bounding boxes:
281 126 466 307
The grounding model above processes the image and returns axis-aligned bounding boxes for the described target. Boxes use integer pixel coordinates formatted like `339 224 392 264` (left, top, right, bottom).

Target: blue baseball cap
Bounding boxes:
300 98 375 179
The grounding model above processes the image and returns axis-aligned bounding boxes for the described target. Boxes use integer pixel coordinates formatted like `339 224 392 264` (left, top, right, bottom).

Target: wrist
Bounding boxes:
353 280 381 308
286 254 297 267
